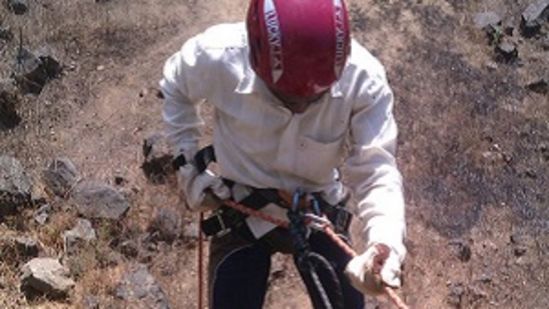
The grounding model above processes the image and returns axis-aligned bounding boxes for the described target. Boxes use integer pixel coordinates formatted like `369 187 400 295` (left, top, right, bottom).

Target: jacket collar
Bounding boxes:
235 66 344 98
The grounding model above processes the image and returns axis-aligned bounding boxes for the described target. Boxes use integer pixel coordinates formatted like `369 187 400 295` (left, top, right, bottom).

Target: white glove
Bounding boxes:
344 243 402 296
177 164 231 211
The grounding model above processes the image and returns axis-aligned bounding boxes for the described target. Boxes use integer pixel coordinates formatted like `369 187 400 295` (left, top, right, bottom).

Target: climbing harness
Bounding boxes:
220 196 410 309
188 146 409 309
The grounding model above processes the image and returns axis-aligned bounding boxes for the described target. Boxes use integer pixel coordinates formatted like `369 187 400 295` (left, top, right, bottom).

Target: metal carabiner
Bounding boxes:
292 188 303 211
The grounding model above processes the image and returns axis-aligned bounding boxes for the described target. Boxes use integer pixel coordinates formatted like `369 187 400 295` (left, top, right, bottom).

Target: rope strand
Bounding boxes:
222 200 409 309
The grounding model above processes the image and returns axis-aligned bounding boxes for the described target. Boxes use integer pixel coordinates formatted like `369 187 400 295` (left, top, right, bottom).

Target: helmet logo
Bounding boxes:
334 0 346 77
264 0 283 83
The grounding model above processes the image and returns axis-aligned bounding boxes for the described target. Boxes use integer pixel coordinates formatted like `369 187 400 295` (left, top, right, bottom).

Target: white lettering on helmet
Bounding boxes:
264 0 283 83
333 0 346 77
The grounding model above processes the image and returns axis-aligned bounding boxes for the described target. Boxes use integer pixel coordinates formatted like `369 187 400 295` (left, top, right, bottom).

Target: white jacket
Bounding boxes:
160 23 406 259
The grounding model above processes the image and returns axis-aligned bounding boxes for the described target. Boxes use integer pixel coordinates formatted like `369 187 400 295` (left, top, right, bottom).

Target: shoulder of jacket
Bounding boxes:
194 22 248 51
346 39 387 82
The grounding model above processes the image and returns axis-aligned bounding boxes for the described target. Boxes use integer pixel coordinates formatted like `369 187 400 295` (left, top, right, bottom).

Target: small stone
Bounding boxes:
63 219 96 255
114 176 126 186
520 0 549 37
503 19 515 36
514 246 527 256
72 182 130 220
20 258 75 298
473 12 502 29
485 61 498 71
449 239 472 262
96 65 105 71
115 264 170 309
524 169 537 178
149 208 182 242
139 88 149 98
141 134 175 184
6 0 28 15
42 157 79 197
14 50 62 94
0 155 32 216
83 295 100 309
15 236 40 257
447 282 465 307
495 40 518 63
0 26 13 41
477 273 492 283
0 90 21 130
119 239 139 258
34 204 51 225
542 34 549 50
526 78 548 94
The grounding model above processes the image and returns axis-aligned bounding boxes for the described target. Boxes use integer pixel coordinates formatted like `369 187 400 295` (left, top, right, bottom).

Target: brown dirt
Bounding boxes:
1 0 547 308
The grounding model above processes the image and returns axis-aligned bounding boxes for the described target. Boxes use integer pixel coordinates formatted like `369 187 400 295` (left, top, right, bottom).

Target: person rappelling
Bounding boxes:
160 0 407 307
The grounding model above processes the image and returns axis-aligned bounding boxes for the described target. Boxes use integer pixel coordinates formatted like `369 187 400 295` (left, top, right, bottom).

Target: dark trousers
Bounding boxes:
208 228 365 309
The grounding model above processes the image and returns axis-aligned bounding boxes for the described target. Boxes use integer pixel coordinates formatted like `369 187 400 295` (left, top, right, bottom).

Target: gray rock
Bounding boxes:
42 157 79 197
0 26 13 41
503 19 515 36
118 239 139 258
447 282 465 307
526 78 548 94
72 182 130 220
449 239 472 262
514 246 527 256
0 90 21 131
14 49 62 95
115 264 170 309
520 0 549 37
0 155 32 216
20 258 75 298
473 11 502 29
63 219 96 255
83 295 100 309
141 133 175 184
34 203 51 225
542 34 549 50
485 61 498 70
15 236 40 257
495 40 518 62
149 208 182 242
6 0 28 15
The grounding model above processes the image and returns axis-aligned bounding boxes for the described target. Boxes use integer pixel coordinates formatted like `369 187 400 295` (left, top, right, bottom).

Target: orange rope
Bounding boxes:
223 199 409 309
198 212 204 309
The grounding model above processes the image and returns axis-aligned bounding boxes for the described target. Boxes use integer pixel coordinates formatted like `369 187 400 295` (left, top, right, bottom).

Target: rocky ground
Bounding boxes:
0 0 548 308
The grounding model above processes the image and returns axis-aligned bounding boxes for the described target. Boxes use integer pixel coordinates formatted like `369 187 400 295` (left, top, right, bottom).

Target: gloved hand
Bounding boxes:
177 163 231 211
344 243 402 296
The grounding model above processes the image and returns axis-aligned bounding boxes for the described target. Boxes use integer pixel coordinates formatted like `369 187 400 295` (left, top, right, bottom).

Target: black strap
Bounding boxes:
194 145 216 173
172 154 187 170
200 188 280 237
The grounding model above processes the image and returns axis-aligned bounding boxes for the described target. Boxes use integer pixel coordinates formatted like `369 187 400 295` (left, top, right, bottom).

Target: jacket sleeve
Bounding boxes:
159 35 211 159
344 67 406 261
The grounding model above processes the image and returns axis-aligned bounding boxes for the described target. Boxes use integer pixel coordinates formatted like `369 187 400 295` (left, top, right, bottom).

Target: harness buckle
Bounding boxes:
213 210 231 237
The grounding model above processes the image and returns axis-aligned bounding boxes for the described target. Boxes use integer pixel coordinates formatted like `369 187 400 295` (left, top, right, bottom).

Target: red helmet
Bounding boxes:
246 0 351 98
